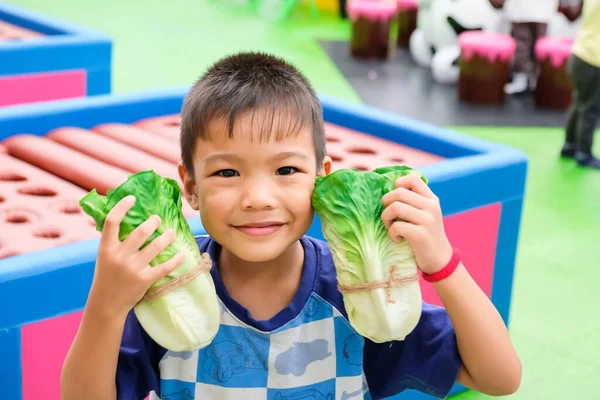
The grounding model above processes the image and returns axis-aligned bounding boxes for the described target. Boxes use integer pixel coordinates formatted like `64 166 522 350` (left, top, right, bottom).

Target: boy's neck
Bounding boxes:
218 240 305 321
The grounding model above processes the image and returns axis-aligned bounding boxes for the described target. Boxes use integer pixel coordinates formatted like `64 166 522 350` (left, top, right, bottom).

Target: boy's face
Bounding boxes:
179 109 332 263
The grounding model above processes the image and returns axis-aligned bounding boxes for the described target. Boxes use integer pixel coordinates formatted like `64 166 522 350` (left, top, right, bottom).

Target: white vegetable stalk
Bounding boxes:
134 253 221 352
326 224 422 343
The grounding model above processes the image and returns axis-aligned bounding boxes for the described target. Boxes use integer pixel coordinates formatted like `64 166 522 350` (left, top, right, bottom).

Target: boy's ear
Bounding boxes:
178 162 199 210
318 156 333 177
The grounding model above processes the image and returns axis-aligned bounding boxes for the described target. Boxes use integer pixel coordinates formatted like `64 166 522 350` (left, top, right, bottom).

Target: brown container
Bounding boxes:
534 37 574 111
457 31 516 105
535 58 573 110
348 1 399 60
458 54 511 105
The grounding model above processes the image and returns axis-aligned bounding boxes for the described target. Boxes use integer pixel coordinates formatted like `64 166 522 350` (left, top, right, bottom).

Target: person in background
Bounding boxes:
561 0 600 168
339 0 347 18
490 0 560 94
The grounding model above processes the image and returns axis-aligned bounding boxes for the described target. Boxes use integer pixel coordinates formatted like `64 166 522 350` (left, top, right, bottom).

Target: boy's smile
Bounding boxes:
179 107 331 264
233 221 286 237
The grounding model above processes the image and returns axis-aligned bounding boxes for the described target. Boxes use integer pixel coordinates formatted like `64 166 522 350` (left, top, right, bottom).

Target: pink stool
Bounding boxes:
535 36 574 110
457 31 516 105
396 0 418 48
348 0 399 59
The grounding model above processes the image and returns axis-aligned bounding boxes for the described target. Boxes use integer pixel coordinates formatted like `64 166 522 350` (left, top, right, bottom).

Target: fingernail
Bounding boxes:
126 195 136 203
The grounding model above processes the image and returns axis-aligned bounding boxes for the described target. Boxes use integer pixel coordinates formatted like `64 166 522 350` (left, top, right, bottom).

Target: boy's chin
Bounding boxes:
230 241 293 263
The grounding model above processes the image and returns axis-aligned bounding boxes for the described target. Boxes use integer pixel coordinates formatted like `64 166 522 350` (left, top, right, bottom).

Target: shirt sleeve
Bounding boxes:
115 310 166 400
362 302 463 399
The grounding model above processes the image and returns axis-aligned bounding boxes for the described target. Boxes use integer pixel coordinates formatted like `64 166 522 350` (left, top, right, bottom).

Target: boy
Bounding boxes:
61 52 521 400
561 0 600 169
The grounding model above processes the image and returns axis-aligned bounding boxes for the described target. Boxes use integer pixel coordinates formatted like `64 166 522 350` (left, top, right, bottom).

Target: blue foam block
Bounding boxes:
0 327 22 400
0 3 112 95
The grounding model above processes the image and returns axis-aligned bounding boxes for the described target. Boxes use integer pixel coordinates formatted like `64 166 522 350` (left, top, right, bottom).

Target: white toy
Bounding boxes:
410 0 581 85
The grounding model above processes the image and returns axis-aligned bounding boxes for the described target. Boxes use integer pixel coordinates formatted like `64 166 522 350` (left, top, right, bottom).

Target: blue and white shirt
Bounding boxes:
116 236 462 400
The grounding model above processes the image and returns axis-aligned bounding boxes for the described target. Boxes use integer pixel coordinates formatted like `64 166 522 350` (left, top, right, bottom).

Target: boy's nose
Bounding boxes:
240 182 277 210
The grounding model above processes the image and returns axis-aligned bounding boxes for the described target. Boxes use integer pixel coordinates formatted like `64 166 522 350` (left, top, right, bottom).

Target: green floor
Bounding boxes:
7 0 600 398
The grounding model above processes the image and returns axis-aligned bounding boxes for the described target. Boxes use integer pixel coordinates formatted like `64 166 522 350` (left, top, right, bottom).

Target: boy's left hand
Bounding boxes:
381 172 453 275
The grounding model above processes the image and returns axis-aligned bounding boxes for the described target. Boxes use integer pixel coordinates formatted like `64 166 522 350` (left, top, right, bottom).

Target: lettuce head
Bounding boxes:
80 170 220 352
312 166 425 342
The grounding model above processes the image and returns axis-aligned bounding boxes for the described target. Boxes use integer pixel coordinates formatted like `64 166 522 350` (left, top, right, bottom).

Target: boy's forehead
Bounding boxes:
200 110 313 150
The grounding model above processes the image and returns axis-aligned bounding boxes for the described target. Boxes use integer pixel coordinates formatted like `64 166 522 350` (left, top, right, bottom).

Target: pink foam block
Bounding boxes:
535 36 574 68
45 127 196 218
3 134 130 195
347 0 399 22
134 114 181 141
93 123 181 164
0 153 99 259
325 123 444 171
0 70 87 107
458 31 516 63
47 127 181 182
21 311 83 400
0 20 44 41
419 203 502 306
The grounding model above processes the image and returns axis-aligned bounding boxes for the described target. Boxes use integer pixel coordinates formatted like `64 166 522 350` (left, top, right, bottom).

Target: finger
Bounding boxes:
387 220 418 243
382 187 431 209
144 252 186 283
395 172 435 198
122 215 162 251
138 229 177 265
381 201 426 229
102 195 136 244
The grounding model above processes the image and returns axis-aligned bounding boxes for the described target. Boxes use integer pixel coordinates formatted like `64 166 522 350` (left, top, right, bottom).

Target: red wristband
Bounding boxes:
422 247 462 283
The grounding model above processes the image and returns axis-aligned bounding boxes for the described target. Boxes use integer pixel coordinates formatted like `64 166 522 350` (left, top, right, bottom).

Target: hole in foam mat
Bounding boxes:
18 186 57 197
6 213 29 224
353 165 369 171
33 228 62 239
347 147 377 155
0 195 4 204
326 136 340 143
389 156 405 163
0 172 27 182
59 200 82 215
329 154 344 162
165 120 181 127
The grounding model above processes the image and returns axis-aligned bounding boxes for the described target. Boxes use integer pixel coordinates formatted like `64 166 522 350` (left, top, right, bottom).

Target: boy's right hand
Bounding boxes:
86 195 186 319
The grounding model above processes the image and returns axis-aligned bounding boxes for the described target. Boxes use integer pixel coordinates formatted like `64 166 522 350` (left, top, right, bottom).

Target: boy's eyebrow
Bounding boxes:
204 151 309 163
272 151 310 161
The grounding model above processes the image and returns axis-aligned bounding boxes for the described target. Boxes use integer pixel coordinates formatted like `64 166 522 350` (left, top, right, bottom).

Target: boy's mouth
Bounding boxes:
233 221 286 237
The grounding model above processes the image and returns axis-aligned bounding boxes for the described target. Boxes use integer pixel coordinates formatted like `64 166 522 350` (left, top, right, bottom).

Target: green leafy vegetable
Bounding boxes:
312 166 424 342
80 170 220 351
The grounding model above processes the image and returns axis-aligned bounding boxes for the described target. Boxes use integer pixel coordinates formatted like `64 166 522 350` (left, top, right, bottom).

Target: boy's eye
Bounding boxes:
276 166 298 176
215 169 238 178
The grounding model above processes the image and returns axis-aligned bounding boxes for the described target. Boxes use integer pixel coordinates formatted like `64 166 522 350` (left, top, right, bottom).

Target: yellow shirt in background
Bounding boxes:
573 0 600 68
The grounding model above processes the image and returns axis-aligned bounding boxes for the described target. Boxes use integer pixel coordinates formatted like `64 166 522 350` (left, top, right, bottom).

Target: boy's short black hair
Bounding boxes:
180 51 326 174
